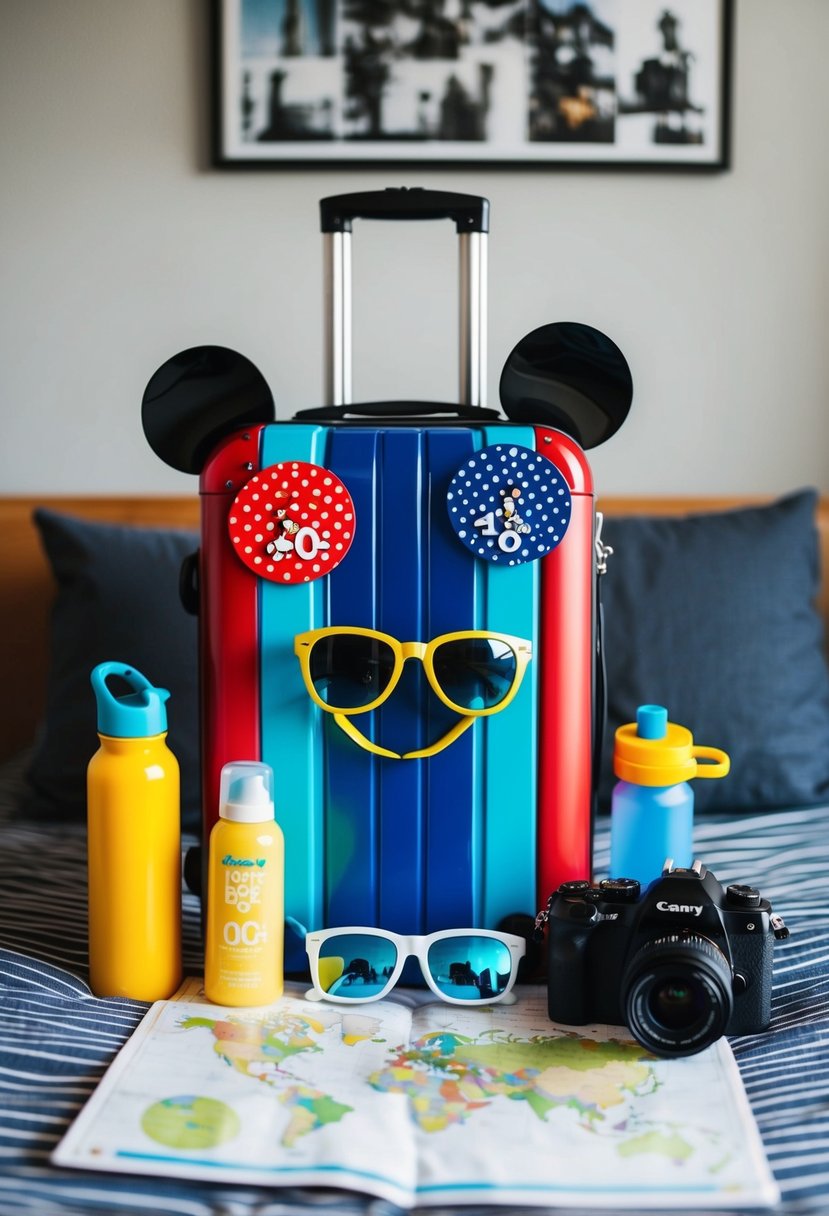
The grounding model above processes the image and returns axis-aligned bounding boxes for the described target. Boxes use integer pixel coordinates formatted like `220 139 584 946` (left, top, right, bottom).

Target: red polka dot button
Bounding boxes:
227 462 356 584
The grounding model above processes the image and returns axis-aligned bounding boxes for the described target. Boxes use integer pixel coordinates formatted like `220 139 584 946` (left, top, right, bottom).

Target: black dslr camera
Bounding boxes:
544 861 789 1057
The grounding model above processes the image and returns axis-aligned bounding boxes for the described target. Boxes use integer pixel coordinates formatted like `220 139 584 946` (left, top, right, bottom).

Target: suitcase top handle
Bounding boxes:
294 401 501 423
320 188 489 235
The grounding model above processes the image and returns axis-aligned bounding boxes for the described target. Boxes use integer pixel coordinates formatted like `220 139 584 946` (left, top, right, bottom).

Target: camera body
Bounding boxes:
546 861 787 1056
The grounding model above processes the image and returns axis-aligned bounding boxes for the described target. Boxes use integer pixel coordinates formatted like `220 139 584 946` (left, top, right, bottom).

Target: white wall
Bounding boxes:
1 0 827 497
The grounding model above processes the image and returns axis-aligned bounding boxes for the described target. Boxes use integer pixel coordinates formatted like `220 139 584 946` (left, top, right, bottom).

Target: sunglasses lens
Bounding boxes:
432 638 518 711
426 935 514 1002
316 933 397 999
309 635 396 710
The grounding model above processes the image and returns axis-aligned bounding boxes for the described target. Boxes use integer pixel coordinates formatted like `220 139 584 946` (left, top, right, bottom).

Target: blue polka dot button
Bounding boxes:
446 443 572 565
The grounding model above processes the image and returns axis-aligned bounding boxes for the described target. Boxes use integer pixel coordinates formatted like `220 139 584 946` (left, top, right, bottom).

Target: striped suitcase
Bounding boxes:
142 189 631 971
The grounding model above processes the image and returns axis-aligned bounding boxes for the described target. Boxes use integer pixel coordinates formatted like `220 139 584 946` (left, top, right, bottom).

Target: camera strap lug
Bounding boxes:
771 913 790 940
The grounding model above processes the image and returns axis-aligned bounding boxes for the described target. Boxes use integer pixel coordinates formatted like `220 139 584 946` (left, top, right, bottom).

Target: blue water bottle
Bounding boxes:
609 705 730 887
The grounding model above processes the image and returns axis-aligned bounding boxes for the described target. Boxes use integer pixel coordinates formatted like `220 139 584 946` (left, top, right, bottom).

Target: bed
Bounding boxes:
1 493 828 1216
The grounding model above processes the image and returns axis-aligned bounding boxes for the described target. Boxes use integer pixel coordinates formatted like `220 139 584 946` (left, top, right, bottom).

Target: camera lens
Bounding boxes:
648 978 707 1029
622 935 733 1057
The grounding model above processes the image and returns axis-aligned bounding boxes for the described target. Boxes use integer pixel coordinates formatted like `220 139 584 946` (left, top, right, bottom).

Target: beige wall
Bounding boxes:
1 0 827 495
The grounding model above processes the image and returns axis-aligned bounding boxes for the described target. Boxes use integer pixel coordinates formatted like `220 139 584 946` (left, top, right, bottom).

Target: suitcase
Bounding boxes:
141 189 631 971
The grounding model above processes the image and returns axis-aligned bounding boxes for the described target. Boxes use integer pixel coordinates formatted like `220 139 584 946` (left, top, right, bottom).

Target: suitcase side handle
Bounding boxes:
320 188 489 234
179 551 200 616
294 400 501 422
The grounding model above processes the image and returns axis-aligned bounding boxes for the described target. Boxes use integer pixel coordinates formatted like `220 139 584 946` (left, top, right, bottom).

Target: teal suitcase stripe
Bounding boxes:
259 425 327 957
324 428 381 929
480 426 538 926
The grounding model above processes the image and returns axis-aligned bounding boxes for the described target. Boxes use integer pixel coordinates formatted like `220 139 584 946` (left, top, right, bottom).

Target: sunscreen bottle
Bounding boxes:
610 705 730 886
87 662 182 1000
204 761 284 1006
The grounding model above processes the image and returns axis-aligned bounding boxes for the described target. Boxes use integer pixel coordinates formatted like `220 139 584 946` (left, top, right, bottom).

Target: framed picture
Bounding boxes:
212 0 733 170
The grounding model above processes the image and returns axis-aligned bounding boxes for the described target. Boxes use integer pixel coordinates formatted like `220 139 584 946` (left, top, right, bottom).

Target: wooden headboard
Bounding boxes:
2 494 827 764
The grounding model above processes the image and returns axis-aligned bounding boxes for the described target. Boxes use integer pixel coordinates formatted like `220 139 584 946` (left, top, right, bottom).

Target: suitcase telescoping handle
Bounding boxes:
320 187 489 411
319 189 489 232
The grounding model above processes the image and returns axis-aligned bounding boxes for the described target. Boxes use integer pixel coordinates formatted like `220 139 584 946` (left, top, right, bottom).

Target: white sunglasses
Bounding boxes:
305 926 526 1006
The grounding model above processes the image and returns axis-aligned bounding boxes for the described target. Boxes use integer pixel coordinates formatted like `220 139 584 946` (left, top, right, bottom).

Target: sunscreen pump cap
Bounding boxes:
613 704 730 787
219 761 275 823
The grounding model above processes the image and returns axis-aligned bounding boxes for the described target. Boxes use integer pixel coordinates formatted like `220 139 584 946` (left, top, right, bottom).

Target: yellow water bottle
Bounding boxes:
204 761 284 1007
87 662 182 1000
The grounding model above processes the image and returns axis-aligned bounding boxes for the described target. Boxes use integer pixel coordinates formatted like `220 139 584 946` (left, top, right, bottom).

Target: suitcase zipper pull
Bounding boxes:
595 510 613 575
533 896 554 942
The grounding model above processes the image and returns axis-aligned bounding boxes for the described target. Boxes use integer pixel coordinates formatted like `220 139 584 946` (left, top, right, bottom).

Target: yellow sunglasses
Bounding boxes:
294 626 533 760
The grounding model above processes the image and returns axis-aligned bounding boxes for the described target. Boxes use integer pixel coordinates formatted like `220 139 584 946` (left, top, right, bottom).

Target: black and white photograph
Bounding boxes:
214 0 732 167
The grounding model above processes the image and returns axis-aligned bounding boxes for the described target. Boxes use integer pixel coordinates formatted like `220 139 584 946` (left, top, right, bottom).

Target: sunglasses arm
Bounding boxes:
333 713 401 759
403 714 475 760
332 712 476 761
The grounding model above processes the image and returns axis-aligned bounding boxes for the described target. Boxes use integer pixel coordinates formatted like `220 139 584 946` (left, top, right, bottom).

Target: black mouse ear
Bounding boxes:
499 322 632 450
141 345 275 474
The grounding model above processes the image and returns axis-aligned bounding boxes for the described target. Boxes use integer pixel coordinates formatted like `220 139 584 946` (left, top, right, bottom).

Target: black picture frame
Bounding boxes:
212 0 733 170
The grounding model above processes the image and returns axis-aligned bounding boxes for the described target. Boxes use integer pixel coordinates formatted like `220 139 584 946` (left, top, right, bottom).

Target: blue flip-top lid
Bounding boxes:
91 662 170 738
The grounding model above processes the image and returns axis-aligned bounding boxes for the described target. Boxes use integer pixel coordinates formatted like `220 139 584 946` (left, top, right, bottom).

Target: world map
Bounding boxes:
175 999 696 1167
52 983 778 1209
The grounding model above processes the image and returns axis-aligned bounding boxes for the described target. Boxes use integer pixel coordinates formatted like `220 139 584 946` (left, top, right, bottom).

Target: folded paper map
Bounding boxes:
52 978 778 1209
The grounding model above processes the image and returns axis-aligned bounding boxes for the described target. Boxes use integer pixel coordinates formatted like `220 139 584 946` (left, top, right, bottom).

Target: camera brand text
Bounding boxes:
656 900 703 916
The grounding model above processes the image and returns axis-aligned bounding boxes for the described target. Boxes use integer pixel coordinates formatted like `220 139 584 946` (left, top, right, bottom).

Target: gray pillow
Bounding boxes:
599 490 829 813
27 510 201 831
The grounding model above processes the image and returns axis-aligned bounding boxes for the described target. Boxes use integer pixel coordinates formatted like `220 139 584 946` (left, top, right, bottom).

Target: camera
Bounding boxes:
544 860 789 1057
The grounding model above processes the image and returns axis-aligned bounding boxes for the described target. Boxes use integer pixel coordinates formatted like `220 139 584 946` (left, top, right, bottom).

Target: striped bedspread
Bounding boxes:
0 801 827 1216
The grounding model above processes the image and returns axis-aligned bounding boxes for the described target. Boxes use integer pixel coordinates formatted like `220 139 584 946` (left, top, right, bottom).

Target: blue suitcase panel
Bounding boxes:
324 428 381 930
420 429 482 933
373 430 429 931
257 423 539 940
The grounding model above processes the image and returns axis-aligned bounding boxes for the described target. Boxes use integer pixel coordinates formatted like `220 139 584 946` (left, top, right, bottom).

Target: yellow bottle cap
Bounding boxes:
613 705 730 787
